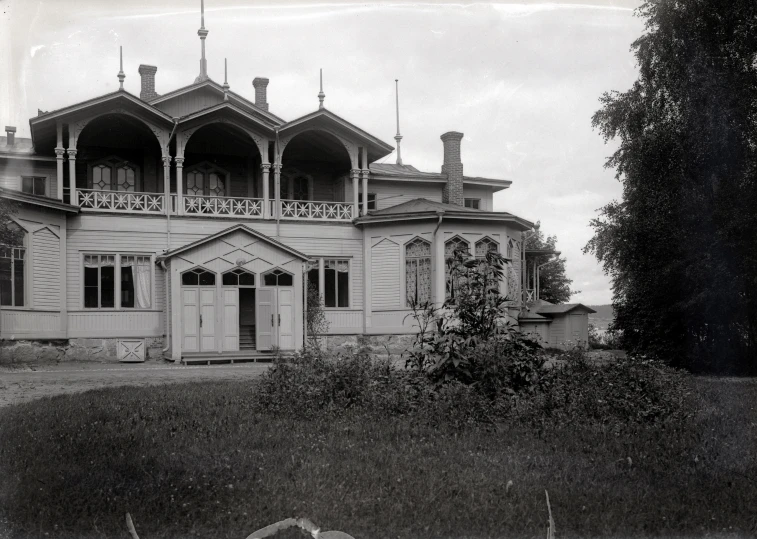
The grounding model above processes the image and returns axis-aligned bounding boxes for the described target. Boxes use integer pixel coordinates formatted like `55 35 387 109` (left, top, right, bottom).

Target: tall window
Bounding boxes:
91 157 138 192
0 246 25 306
445 236 470 298
306 260 319 294
120 255 151 308
292 176 309 201
507 239 514 259
464 198 480 210
324 259 349 308
405 238 431 306
185 163 227 197
84 255 116 308
475 237 499 259
22 176 46 196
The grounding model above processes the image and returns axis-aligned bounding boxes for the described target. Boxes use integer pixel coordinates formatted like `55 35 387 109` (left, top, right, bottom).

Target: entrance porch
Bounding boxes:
158 225 309 362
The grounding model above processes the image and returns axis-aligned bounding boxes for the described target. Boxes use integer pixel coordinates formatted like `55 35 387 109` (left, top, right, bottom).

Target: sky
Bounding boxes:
0 0 645 304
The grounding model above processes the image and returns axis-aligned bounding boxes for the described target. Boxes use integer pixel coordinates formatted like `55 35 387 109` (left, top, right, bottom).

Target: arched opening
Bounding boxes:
279 130 352 204
183 123 262 201
74 114 164 203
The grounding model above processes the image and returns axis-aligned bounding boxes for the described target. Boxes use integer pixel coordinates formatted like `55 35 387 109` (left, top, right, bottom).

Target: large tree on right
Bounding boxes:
586 0 757 372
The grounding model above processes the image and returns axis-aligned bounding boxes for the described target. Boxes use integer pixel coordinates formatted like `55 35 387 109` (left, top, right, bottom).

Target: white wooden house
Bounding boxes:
0 5 588 362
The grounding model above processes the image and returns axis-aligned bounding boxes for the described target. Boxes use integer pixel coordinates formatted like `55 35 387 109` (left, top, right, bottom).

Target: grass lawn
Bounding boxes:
1 376 756 538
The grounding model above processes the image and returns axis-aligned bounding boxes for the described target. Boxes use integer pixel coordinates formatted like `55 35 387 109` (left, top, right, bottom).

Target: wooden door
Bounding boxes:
278 288 295 350
222 288 239 352
257 288 275 351
182 288 199 352
199 288 216 351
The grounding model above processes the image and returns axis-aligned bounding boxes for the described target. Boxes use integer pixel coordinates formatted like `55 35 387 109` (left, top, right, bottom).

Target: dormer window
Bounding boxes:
89 156 139 192
185 162 228 197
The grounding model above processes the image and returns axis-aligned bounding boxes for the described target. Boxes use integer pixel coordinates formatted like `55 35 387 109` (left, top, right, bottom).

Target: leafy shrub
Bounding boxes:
305 283 329 352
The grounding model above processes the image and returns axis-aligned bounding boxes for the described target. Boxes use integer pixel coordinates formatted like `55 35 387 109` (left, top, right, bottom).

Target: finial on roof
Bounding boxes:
318 68 325 109
118 46 126 90
223 58 229 100
394 79 403 165
195 0 210 83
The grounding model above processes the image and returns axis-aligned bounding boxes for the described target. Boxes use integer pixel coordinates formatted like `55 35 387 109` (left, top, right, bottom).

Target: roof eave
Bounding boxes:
357 211 534 229
0 188 79 213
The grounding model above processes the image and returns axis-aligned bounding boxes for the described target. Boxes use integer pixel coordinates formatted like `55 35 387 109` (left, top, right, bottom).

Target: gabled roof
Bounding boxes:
532 299 597 315
0 188 79 213
31 90 174 126
356 198 533 230
369 163 512 191
280 107 394 163
177 101 278 132
156 224 310 262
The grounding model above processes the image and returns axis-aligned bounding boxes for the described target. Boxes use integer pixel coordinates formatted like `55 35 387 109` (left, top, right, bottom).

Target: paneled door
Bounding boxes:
182 288 200 352
222 288 239 351
277 288 295 350
256 288 275 351
199 288 216 351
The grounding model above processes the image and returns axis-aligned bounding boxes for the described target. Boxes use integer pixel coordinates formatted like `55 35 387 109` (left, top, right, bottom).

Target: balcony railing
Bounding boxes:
277 199 354 221
184 195 264 218
78 189 165 214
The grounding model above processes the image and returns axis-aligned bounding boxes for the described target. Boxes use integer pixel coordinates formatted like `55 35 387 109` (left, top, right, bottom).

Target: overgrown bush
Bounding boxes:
588 323 622 350
305 283 329 352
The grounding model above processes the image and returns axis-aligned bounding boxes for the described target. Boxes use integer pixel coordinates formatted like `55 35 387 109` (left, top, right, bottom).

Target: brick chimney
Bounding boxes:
252 77 269 111
138 64 159 100
441 131 464 206
5 126 16 146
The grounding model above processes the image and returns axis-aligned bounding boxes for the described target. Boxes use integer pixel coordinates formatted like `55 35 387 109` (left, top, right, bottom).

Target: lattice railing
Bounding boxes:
78 189 165 214
183 195 264 218
277 199 354 221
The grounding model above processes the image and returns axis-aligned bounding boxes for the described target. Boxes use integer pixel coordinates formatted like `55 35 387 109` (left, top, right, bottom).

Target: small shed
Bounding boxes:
519 300 596 349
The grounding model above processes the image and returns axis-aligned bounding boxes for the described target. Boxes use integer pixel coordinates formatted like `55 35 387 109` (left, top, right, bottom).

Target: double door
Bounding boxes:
256 288 295 350
181 287 217 352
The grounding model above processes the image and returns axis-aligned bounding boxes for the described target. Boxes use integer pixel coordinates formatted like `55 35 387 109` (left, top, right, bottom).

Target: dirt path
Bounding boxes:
0 362 269 408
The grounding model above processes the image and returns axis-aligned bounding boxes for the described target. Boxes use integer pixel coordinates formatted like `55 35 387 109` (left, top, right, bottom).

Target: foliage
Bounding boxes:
305 283 329 352
586 0 757 372
525 223 579 304
0 198 22 246
588 323 622 350
405 248 543 394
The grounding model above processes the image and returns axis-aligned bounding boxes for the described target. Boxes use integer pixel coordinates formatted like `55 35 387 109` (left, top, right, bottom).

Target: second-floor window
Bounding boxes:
464 198 481 210
185 162 228 197
90 156 139 192
21 176 46 196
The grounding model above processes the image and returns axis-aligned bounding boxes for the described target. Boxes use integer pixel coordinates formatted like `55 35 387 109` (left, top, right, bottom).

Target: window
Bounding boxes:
464 198 481 210
360 193 377 214
222 268 255 286
0 246 25 307
84 255 116 308
507 239 514 259
445 236 470 298
90 157 139 192
324 259 349 308
292 176 309 201
475 237 499 259
120 255 152 308
185 162 227 197
21 176 46 196
405 238 432 306
306 260 319 294
263 268 293 286
181 268 216 286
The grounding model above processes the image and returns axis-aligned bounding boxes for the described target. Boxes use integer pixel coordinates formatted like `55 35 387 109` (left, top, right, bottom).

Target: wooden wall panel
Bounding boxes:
371 239 400 309
32 227 60 309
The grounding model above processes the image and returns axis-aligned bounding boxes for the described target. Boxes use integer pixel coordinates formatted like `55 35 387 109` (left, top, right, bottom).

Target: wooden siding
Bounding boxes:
520 321 550 346
323 310 362 334
154 87 224 118
68 310 164 338
347 179 442 210
0 159 58 198
32 227 60 309
1 309 62 338
462 186 494 211
369 310 419 334
371 238 400 309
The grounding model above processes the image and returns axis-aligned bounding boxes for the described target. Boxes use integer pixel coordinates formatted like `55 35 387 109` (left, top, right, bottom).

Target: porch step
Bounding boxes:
179 351 276 366
240 324 256 350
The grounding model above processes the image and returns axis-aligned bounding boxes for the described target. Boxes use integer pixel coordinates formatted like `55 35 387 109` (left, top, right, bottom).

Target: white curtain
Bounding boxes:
122 256 151 309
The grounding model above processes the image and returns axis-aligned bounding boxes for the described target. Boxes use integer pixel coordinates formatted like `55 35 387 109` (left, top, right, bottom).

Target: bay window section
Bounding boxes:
324 259 349 308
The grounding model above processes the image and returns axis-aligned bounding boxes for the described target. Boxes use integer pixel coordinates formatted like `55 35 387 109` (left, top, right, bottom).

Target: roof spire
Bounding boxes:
318 68 325 109
195 0 209 83
394 79 403 165
117 46 125 90
223 58 229 100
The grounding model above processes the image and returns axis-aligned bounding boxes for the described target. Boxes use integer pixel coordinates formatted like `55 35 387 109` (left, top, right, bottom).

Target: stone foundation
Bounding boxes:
0 337 165 365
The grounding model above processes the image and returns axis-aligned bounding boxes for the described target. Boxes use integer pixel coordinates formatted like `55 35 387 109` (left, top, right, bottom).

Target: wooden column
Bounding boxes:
361 170 368 216
273 164 282 219
67 150 78 205
261 163 271 219
318 258 325 303
351 169 360 217
162 156 171 215
175 157 184 215
55 122 64 200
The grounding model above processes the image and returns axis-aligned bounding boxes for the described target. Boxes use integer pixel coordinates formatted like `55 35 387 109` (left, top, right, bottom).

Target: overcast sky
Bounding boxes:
0 0 644 304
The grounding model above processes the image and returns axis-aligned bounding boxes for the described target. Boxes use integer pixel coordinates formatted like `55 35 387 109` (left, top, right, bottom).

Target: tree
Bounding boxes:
525 223 578 304
0 198 21 246
585 0 757 372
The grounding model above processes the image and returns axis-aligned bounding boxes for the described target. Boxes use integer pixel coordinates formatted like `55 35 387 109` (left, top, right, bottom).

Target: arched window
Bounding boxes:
475 237 500 259
0 224 26 307
181 268 216 286
292 176 309 201
405 238 431 306
222 268 256 286
90 156 139 192
184 162 228 197
445 236 470 298
263 268 293 286
506 239 514 259
279 168 313 201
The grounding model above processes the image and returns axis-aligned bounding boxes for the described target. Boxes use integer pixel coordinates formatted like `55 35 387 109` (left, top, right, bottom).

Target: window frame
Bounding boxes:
475 237 500 259
262 268 295 287
306 257 353 309
21 176 48 197
404 237 432 308
323 258 350 309
464 198 481 210
359 193 377 214
81 252 154 310
0 244 27 308
221 268 256 287
184 161 231 198
88 156 141 193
